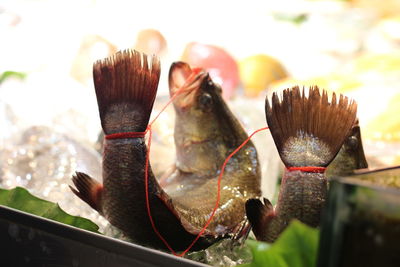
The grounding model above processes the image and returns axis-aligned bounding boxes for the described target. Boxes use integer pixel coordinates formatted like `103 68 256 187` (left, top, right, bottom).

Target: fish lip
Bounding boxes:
168 61 208 109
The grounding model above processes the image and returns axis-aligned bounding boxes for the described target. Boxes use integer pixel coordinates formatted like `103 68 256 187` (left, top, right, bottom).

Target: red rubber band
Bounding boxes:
105 131 147 140
286 166 326 173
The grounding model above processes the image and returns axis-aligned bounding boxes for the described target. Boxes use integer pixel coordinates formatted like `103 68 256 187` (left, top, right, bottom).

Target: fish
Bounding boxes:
69 51 261 251
162 62 261 236
246 86 357 242
326 119 368 178
70 50 211 251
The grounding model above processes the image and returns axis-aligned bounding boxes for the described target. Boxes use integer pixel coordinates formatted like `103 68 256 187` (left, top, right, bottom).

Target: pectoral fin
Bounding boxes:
156 190 213 236
245 198 275 240
70 172 103 214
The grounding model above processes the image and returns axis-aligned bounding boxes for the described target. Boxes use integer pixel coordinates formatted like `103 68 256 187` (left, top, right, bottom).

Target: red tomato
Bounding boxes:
181 42 239 99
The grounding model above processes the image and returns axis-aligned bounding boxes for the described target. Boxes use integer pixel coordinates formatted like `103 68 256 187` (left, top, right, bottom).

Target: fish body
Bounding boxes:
163 62 261 236
71 51 212 251
246 87 357 242
248 171 327 242
70 52 261 251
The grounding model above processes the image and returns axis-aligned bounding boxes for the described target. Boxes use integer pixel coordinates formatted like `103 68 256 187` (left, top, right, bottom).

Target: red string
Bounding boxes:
104 68 270 256
286 166 326 173
105 131 146 139
144 126 180 255
104 70 200 255
177 126 269 256
145 70 202 256
148 70 200 126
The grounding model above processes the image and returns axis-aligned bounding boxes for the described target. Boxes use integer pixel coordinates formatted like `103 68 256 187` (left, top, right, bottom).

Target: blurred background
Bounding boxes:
1 0 400 228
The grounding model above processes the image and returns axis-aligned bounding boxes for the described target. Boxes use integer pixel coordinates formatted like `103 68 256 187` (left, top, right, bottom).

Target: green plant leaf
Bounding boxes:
240 220 319 267
0 187 100 233
0 71 27 84
272 13 308 25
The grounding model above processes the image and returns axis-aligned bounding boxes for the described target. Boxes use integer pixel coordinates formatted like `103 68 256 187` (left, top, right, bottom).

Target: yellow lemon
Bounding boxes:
239 54 288 97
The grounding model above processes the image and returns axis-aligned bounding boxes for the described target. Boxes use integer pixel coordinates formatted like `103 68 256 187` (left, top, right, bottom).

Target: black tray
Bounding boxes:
0 205 207 267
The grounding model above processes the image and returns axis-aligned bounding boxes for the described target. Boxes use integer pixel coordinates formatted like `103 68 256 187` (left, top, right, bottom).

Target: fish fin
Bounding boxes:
245 198 275 241
265 86 357 167
155 191 208 236
70 172 103 213
349 119 368 169
93 49 160 134
232 219 252 241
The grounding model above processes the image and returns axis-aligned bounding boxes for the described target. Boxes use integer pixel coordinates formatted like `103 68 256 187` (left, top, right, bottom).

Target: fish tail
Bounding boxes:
70 172 103 213
265 86 357 167
93 49 160 134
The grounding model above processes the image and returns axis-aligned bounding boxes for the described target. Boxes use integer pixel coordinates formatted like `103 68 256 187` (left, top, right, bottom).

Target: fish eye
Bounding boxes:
347 136 359 150
198 93 213 111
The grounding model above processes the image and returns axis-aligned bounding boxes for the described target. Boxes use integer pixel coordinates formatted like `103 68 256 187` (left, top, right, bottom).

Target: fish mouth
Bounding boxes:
168 61 208 109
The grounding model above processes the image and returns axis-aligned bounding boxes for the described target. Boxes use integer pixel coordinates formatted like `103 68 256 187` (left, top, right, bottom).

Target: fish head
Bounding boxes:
169 61 223 114
168 62 226 138
168 61 234 174
327 120 369 177
343 122 368 170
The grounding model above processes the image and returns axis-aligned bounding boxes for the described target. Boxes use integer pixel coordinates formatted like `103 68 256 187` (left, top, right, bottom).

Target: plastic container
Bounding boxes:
318 166 400 267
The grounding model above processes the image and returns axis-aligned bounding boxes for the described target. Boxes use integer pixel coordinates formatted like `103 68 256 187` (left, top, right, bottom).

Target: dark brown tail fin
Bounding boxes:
93 50 160 134
265 86 357 167
245 198 274 240
70 172 103 213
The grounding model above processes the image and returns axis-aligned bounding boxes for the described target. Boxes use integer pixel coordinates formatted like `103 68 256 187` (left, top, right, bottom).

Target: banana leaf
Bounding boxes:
0 187 100 233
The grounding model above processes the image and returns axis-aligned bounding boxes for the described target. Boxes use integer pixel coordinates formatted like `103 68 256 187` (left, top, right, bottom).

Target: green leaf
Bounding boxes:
272 13 308 25
0 71 27 84
240 220 319 267
0 187 100 233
